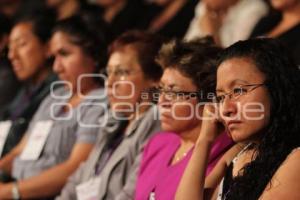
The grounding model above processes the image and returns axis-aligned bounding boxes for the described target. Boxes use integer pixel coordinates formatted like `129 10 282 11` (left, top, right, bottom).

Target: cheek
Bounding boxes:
63 57 88 81
231 100 270 142
21 46 45 68
172 103 195 119
161 104 199 132
112 82 136 100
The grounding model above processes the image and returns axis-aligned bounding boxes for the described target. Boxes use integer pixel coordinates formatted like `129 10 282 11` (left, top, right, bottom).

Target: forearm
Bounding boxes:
0 136 27 173
175 138 213 200
0 148 20 174
17 161 79 198
17 142 94 199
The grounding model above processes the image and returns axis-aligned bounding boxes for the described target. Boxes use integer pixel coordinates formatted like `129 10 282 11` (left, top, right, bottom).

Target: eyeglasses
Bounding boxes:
215 83 265 103
156 86 199 101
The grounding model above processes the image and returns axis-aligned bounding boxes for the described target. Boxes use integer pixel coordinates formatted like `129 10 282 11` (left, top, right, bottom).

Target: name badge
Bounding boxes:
149 192 156 200
76 177 101 200
20 120 53 160
0 121 12 156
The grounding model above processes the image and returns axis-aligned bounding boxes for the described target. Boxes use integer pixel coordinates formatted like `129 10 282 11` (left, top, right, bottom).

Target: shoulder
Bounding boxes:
148 132 180 145
34 87 66 112
143 132 180 155
260 148 300 199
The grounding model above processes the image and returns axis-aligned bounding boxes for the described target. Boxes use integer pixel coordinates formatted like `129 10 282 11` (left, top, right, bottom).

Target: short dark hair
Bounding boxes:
53 11 109 72
109 30 164 81
0 13 11 38
156 36 222 101
13 9 56 43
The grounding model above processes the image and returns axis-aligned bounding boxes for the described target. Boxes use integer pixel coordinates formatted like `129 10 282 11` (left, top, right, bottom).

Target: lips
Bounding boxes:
226 120 242 129
159 108 173 121
11 61 23 72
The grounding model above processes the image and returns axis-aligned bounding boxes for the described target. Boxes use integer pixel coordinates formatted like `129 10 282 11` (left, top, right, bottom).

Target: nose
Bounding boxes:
106 72 118 90
8 46 17 61
52 56 63 73
220 97 237 118
158 92 172 109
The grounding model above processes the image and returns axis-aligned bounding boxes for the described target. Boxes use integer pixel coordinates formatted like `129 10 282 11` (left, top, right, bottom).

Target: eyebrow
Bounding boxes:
9 37 24 44
9 33 32 43
159 83 177 89
216 79 251 93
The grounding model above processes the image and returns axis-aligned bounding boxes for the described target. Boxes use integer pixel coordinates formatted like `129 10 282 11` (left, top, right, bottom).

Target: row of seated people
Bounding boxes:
1 0 300 116
0 7 299 200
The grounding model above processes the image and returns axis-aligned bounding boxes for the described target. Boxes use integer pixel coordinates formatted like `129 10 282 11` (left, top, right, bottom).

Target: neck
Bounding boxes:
179 122 202 147
103 0 126 23
28 67 50 86
76 79 99 96
58 0 80 19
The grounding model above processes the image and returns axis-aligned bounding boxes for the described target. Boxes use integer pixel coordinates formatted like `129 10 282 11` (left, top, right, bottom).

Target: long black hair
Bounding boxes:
219 38 300 200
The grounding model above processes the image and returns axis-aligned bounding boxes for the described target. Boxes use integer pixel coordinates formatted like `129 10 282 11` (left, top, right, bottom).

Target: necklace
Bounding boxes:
174 152 188 162
173 146 193 163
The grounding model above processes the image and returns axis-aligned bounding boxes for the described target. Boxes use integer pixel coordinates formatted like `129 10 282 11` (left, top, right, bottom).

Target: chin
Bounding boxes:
161 123 174 132
229 130 246 143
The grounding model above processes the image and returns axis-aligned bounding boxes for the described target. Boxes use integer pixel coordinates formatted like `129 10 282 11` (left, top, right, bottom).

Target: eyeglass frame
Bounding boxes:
155 86 200 102
105 67 142 78
215 83 265 103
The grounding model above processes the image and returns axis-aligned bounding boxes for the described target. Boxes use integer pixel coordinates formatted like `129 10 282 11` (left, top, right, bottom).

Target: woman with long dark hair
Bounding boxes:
175 38 300 199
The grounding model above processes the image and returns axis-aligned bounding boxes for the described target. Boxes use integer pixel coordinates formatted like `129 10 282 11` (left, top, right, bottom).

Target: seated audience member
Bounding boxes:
251 0 300 65
185 0 268 47
93 0 145 40
0 12 109 199
0 10 57 159
0 0 20 19
135 37 233 200
141 0 198 39
56 30 163 200
175 38 300 200
0 13 20 115
46 0 84 19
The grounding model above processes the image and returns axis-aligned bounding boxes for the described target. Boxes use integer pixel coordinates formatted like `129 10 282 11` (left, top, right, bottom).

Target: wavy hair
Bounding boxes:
219 38 300 199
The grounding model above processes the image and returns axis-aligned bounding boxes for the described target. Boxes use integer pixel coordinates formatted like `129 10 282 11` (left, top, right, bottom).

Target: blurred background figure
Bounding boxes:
0 0 21 18
185 0 269 47
0 13 20 116
46 0 87 19
141 0 198 39
88 0 145 40
251 0 300 65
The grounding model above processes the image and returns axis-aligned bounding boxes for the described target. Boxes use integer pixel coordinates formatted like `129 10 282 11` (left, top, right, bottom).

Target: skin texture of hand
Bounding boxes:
0 182 13 199
197 103 225 143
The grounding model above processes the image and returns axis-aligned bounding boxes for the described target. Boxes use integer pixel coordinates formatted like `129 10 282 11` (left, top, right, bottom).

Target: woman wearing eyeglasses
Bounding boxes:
134 37 233 200
56 30 163 200
175 38 300 200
